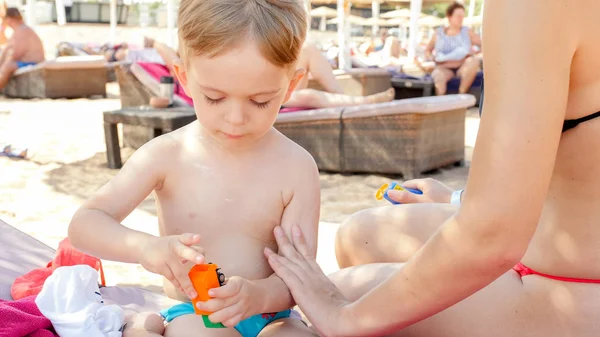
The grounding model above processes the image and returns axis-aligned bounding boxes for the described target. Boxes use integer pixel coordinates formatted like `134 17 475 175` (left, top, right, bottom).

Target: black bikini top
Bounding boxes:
479 82 600 133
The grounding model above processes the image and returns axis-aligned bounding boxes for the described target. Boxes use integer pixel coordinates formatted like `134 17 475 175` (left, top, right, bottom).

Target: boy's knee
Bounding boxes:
124 312 165 336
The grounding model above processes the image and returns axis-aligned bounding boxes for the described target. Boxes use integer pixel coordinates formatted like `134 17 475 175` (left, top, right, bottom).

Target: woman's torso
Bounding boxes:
518 10 600 281
435 26 471 56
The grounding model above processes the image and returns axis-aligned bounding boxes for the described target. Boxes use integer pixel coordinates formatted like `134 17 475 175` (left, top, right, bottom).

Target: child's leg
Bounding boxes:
123 312 166 337
164 314 241 337
258 317 318 337
283 88 395 109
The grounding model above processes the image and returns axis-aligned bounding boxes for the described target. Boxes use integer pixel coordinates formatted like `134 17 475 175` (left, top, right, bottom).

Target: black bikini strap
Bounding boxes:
562 111 600 132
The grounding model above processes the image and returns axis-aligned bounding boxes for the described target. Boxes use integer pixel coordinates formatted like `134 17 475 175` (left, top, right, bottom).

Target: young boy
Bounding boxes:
68 1 320 336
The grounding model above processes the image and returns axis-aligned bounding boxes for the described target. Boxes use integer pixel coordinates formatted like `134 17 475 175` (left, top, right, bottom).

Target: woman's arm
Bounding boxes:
348 0 577 334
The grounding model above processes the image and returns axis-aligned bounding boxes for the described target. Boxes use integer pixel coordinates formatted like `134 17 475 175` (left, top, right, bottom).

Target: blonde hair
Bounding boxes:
178 0 308 68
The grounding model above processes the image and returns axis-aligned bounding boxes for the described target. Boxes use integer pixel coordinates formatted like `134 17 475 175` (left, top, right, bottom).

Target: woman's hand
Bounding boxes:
387 178 455 204
265 226 355 337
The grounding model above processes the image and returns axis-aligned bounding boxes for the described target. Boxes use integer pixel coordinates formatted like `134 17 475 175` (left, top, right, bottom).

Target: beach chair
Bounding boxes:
0 218 339 320
2 56 108 99
0 218 181 316
276 94 476 178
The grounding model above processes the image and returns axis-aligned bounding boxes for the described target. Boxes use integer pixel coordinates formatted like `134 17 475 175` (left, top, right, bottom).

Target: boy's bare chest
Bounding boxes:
156 166 287 243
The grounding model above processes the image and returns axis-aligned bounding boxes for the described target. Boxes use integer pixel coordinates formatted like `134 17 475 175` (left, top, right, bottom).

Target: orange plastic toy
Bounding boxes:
188 263 226 328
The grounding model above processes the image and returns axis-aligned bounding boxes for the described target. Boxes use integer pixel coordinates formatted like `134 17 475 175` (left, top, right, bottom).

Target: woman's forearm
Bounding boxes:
347 214 519 336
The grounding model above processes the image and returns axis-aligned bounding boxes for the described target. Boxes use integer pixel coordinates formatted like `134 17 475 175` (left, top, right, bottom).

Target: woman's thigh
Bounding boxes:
329 263 587 337
336 204 458 267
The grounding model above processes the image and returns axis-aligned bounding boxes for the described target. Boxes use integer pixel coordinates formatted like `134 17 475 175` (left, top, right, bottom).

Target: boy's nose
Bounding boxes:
225 103 246 126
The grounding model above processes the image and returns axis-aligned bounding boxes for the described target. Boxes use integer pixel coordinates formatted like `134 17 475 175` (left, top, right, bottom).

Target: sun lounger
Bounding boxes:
312 68 392 96
0 218 339 321
339 94 475 178
2 56 108 99
114 63 393 149
0 218 181 316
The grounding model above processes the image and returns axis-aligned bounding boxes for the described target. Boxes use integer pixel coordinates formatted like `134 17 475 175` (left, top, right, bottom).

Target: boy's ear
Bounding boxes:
172 58 192 98
282 68 306 104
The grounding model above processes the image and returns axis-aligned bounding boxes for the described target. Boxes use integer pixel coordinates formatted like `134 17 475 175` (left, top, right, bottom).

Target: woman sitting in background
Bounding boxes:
425 1 481 95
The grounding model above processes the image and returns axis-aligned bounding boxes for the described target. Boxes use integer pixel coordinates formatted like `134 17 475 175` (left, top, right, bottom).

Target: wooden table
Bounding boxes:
103 106 196 169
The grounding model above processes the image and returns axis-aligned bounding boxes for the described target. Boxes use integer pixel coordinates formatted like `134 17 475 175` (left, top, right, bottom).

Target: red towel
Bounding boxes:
0 296 57 337
137 62 194 106
11 238 105 300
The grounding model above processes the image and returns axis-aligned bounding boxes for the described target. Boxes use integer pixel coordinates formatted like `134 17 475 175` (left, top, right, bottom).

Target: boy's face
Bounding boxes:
173 41 304 148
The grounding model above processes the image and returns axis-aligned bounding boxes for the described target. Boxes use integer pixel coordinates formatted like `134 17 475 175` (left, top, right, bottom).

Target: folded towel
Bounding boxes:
0 296 57 337
11 238 105 300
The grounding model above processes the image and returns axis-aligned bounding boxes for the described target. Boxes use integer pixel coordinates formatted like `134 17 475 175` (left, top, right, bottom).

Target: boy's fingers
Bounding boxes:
179 233 201 246
171 264 198 300
208 279 238 298
172 241 205 264
195 298 226 313
208 304 241 326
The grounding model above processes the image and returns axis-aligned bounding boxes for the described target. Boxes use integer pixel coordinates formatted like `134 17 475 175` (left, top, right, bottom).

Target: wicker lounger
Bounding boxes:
340 94 476 178
115 63 393 150
3 56 108 99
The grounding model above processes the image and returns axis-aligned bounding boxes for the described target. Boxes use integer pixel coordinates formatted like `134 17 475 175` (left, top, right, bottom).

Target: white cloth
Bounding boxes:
435 46 470 63
35 265 125 337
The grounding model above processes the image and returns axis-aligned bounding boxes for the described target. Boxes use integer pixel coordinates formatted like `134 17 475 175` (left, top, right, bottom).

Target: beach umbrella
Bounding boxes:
310 6 338 31
381 8 412 19
327 14 367 25
419 15 444 27
310 6 338 17
363 17 395 27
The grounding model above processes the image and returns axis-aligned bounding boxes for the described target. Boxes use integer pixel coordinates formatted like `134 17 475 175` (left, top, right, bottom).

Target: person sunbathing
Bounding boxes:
0 7 44 90
142 36 395 110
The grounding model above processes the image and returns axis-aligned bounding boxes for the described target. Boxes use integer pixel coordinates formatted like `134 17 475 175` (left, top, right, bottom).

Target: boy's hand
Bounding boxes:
196 276 259 328
138 233 205 300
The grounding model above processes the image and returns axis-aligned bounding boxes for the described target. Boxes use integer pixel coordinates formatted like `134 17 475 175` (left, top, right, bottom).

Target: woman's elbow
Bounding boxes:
463 218 532 273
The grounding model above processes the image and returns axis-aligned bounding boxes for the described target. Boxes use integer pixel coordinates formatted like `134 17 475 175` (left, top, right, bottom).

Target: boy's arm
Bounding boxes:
68 136 173 263
253 151 321 314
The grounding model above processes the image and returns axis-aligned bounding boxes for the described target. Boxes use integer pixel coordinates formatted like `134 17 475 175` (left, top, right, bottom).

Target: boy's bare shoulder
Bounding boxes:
270 128 318 173
131 122 194 165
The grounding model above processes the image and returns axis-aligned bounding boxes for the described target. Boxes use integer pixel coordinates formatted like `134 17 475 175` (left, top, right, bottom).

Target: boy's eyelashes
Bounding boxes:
203 95 271 109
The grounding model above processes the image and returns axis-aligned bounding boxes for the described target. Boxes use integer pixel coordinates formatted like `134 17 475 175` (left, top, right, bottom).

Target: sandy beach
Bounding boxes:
0 23 479 293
